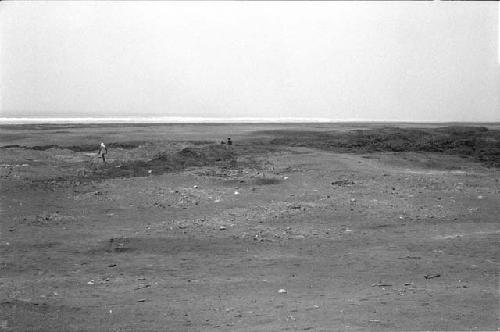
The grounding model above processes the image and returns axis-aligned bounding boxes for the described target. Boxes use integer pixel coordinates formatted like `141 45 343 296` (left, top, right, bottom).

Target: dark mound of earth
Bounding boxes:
1 141 146 152
95 145 237 179
262 126 500 167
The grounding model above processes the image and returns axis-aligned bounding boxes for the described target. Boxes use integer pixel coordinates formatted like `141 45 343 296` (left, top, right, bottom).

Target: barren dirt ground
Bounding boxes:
0 123 499 331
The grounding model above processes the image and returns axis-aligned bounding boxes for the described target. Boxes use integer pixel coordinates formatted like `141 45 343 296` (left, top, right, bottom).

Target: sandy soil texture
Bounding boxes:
0 123 499 331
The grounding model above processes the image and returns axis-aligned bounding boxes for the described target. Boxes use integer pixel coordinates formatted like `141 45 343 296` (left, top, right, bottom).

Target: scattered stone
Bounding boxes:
398 256 421 260
331 180 355 186
371 282 392 287
424 273 441 279
134 284 151 290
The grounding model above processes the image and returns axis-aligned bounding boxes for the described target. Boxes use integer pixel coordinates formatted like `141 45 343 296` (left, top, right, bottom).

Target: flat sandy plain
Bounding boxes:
0 123 499 331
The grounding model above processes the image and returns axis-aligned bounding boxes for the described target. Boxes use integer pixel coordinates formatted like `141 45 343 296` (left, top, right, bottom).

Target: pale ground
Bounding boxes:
0 123 499 331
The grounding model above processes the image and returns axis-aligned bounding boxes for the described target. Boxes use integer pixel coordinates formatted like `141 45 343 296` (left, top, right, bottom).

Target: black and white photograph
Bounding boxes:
0 1 499 330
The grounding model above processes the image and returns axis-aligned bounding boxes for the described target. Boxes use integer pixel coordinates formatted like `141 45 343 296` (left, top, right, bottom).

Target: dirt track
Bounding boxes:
1 123 499 331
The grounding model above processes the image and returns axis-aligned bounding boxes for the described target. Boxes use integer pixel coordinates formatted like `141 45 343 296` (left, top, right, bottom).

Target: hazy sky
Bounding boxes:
1 1 498 122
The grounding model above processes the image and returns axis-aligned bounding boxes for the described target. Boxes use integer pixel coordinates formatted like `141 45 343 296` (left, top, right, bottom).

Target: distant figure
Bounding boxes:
98 142 108 163
227 138 232 146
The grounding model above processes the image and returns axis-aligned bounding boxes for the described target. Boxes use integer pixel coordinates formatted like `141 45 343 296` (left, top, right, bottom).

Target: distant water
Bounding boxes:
1 117 487 125
0 116 339 124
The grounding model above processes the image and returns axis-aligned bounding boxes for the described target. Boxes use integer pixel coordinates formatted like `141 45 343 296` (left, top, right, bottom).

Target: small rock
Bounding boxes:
193 185 198 189
219 226 227 230
87 280 95 285
148 170 152 174
278 288 287 294
137 298 146 302
371 282 392 287
234 191 239 195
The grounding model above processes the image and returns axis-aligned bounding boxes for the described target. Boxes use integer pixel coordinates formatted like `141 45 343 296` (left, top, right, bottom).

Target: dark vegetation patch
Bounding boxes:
94 145 237 179
331 179 355 186
189 140 215 145
253 177 283 185
1 141 146 152
262 126 500 167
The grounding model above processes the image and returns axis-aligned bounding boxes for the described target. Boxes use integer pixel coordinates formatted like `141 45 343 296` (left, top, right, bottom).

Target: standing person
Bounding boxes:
98 142 108 163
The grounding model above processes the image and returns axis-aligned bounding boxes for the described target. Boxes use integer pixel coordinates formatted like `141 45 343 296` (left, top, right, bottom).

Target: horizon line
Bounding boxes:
0 116 499 125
